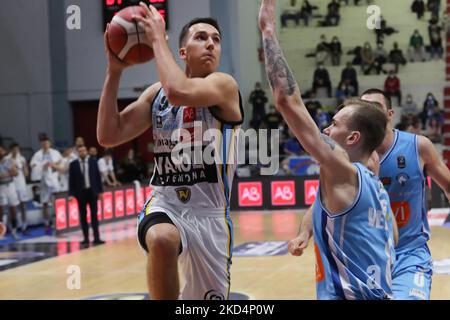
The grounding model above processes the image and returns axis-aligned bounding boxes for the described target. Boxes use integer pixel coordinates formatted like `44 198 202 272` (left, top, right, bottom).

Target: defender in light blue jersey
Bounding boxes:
362 89 450 300
259 0 394 300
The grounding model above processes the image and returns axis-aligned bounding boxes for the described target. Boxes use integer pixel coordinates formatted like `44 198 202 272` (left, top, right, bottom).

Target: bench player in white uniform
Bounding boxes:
98 4 243 300
6 143 31 234
0 145 20 240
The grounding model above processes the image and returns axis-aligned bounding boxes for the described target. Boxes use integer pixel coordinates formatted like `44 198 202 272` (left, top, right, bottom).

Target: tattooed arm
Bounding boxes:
258 0 352 172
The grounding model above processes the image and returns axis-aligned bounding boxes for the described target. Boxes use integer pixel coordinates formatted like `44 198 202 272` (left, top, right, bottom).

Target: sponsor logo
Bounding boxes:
55 198 67 230
433 258 450 275
204 290 225 300
114 191 124 217
304 180 319 205
126 189 135 216
396 173 409 186
271 181 296 206
175 187 191 204
158 96 169 111
238 182 263 207
397 156 406 169
68 198 79 227
83 292 249 300
391 201 411 228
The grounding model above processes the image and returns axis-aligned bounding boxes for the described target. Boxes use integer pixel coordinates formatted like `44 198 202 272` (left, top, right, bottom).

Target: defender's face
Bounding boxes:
180 23 221 76
322 107 353 150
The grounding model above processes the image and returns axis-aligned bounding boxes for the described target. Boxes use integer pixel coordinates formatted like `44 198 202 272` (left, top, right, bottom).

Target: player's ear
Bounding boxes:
388 108 395 120
347 131 361 146
179 47 187 61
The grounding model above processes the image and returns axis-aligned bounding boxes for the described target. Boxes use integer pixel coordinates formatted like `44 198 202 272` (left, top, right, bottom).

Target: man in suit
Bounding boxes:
69 145 104 246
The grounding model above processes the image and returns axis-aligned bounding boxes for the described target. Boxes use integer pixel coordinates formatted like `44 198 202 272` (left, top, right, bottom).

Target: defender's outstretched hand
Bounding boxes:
258 0 276 34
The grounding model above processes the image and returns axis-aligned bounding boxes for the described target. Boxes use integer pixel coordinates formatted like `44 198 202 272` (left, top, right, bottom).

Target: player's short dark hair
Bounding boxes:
179 17 221 48
361 88 392 110
9 142 19 149
339 98 387 154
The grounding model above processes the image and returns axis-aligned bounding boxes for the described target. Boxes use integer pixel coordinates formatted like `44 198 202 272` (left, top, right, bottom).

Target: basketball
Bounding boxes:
107 6 154 65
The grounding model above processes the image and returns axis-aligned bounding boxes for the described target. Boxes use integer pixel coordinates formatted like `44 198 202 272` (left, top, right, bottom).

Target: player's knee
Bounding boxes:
146 226 180 259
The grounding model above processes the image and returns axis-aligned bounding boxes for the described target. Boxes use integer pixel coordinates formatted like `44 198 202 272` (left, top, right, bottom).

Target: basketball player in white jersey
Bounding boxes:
6 143 31 234
98 3 243 300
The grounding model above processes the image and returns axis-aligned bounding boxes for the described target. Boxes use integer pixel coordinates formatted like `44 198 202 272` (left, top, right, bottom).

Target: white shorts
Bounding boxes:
40 183 55 204
137 197 233 300
14 184 30 203
0 183 20 207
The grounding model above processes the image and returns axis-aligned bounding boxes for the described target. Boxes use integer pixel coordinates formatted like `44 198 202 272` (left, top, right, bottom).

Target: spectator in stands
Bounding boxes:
325 0 341 26
427 0 441 19
384 70 402 105
408 29 427 62
360 42 376 74
304 91 322 120
120 149 144 183
442 12 450 37
6 143 30 235
341 61 359 95
329 36 342 66
347 45 363 66
58 147 73 193
396 115 421 134
30 136 63 235
370 42 388 75
336 80 356 104
98 149 121 187
299 0 315 26
374 15 398 44
312 63 332 98
411 0 426 19
248 82 268 129
401 94 420 117
420 92 439 129
72 136 85 160
315 34 330 66
315 106 332 131
0 145 20 240
89 147 98 160
428 18 443 59
389 42 407 73
280 0 302 28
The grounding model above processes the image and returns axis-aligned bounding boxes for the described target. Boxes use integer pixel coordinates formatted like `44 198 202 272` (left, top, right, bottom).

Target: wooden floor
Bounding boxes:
0 210 449 300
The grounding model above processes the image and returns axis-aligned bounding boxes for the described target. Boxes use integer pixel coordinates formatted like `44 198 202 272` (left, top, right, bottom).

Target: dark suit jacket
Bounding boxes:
69 157 103 198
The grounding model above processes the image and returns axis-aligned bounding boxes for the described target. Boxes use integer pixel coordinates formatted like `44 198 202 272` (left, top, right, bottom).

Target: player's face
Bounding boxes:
180 23 221 76
322 107 354 150
0 147 5 159
41 140 51 150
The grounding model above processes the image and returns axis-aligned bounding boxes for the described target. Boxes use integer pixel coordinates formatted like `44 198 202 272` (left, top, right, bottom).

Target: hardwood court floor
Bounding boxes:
0 210 449 300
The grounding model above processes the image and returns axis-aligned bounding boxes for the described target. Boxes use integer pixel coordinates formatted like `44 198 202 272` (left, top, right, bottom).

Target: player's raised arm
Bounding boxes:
258 0 348 170
97 24 158 148
133 3 241 123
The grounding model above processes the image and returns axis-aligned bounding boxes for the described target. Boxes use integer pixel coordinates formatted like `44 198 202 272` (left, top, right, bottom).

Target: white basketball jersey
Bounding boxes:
149 88 243 213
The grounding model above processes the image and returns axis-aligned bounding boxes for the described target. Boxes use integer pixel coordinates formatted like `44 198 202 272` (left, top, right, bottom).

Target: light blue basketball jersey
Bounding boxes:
313 163 395 300
379 130 430 254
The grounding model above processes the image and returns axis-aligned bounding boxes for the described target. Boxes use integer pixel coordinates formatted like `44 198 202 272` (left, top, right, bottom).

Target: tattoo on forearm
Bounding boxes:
263 38 298 96
321 134 336 150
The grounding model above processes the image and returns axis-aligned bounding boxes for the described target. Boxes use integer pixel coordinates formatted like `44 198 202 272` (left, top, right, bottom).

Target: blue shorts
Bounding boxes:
392 244 433 300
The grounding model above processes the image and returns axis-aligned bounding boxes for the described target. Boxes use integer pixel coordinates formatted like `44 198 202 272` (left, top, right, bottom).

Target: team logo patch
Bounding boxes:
175 187 191 203
396 173 410 186
159 96 169 111
204 290 225 300
397 156 406 169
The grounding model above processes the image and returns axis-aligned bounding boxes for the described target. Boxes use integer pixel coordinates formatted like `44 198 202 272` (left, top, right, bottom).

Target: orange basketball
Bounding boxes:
107 6 154 65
